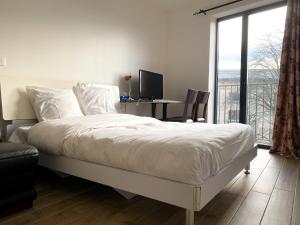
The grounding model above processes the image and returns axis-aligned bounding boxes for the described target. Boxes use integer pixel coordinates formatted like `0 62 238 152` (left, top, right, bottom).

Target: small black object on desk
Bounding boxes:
0 143 39 217
121 99 183 120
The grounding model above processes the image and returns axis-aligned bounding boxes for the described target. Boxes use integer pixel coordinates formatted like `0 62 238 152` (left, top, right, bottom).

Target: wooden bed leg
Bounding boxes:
185 209 194 225
244 163 250 174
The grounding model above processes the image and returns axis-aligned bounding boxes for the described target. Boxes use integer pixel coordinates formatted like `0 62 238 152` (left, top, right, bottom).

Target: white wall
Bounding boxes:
0 0 166 94
0 0 283 120
165 0 282 121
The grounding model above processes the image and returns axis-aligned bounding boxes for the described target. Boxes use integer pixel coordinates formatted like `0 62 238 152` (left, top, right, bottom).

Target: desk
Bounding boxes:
121 99 183 120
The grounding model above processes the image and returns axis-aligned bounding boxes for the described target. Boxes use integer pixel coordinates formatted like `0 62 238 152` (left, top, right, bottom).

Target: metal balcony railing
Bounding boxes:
216 83 278 145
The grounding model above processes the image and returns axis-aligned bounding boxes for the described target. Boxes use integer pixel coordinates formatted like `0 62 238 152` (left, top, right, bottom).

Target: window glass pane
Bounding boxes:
247 6 287 145
217 17 242 124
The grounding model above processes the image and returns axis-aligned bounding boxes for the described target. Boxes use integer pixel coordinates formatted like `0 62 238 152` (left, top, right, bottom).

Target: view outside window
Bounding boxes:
247 7 286 145
216 17 242 124
216 6 287 146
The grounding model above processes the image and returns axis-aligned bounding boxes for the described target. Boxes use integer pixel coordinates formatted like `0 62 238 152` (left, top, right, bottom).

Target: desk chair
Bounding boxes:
193 91 210 122
164 89 198 123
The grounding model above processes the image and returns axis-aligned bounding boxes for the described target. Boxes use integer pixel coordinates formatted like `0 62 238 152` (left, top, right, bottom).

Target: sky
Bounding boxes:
218 6 287 71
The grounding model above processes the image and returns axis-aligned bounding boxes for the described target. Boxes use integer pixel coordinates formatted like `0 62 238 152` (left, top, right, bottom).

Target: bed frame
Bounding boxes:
0 76 257 225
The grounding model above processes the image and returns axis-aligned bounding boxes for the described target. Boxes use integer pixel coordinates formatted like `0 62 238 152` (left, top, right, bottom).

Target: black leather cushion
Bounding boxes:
0 190 37 211
0 143 39 177
0 143 38 159
0 143 39 216
0 171 35 197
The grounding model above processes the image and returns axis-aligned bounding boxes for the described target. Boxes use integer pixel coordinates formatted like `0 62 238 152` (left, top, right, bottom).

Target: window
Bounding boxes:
215 3 287 147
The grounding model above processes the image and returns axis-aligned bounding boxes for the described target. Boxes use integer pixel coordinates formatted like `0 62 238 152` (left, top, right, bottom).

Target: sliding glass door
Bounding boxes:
215 3 287 147
247 7 286 145
216 17 242 124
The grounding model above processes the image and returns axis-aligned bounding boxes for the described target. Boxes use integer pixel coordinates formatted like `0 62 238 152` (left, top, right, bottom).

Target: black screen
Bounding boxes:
139 70 163 99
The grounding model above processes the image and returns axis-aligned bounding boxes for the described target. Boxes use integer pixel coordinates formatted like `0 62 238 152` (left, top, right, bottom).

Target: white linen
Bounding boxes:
9 126 31 144
28 114 255 185
74 83 120 115
26 86 83 121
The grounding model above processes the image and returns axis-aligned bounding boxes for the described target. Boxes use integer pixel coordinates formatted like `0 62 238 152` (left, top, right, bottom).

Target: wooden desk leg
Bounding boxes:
162 103 168 121
151 103 157 118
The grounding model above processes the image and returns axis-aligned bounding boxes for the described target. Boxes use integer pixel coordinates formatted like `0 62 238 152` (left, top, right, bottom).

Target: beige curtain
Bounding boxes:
270 0 300 158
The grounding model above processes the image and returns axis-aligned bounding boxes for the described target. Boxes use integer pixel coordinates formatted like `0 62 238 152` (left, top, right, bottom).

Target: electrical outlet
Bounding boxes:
0 57 7 67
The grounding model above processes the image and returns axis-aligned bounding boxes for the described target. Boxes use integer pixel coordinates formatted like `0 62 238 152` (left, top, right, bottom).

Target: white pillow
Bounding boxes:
26 86 83 121
74 83 120 115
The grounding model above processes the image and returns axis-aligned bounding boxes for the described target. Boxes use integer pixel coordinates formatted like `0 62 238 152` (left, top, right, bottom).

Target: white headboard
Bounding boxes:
0 76 76 121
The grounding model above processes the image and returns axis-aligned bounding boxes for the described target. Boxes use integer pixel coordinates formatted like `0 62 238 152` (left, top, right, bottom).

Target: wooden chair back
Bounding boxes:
192 91 210 122
182 89 198 120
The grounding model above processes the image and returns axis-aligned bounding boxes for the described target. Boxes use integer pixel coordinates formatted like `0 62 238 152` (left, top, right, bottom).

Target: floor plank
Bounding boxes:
276 159 299 191
260 189 294 225
291 162 300 225
223 171 244 192
196 192 244 225
101 197 161 225
31 190 125 225
1 150 299 225
228 191 269 225
292 187 300 225
162 209 184 225
251 150 272 170
195 168 262 225
137 203 178 225
227 169 262 197
0 187 101 225
265 154 285 170
252 168 280 195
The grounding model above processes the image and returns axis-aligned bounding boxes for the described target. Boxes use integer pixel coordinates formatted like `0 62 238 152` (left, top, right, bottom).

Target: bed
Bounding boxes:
0 76 257 225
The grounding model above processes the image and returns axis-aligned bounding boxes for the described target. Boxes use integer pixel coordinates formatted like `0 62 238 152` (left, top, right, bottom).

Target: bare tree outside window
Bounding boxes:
247 31 283 144
216 6 286 146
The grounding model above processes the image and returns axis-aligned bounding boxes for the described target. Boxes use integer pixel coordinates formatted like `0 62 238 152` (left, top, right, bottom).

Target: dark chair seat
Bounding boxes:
0 143 39 217
164 89 198 123
164 116 194 123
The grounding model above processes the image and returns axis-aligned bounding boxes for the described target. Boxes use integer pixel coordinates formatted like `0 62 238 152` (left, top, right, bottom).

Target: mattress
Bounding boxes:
27 113 255 185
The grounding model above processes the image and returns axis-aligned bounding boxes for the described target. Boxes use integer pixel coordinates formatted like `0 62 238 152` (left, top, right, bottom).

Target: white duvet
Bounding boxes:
28 113 255 185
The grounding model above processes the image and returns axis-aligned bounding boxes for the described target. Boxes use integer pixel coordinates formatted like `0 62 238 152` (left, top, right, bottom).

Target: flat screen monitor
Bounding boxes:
139 70 163 100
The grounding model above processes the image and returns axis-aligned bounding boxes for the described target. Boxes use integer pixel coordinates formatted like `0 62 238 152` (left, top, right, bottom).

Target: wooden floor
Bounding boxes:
0 150 299 225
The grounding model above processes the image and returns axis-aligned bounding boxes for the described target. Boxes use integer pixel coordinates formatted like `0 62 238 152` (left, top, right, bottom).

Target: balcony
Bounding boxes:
216 83 278 146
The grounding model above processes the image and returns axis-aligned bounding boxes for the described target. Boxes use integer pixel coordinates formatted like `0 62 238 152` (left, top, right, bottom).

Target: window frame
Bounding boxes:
214 1 287 148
